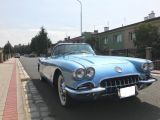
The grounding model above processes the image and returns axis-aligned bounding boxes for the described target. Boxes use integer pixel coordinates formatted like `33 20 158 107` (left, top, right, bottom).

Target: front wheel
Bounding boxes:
58 75 72 107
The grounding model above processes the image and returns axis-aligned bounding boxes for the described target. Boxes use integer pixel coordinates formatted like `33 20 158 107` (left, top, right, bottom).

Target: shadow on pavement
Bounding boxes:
32 79 160 120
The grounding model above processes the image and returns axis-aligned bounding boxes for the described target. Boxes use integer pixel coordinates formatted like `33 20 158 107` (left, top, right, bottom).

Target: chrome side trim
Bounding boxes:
138 78 157 84
65 87 105 94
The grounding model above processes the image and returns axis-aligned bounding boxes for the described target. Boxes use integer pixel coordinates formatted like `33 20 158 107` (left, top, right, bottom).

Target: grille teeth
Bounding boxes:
100 75 141 88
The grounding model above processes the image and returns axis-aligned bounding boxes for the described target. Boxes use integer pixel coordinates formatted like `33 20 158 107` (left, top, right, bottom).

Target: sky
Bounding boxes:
0 0 160 47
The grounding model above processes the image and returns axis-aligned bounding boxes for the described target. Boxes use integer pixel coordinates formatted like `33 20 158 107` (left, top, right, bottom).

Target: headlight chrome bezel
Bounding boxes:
141 62 154 71
86 67 95 79
141 63 148 71
73 68 85 79
148 62 154 70
73 67 95 80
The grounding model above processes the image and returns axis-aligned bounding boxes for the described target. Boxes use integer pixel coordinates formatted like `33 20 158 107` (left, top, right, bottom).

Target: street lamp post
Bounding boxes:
76 0 82 36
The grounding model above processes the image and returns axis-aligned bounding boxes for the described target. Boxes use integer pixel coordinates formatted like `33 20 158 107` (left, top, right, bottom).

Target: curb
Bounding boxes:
151 73 160 77
151 70 160 74
17 59 55 120
151 70 160 77
17 61 30 81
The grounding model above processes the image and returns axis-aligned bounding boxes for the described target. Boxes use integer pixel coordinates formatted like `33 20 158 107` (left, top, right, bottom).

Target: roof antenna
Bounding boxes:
107 21 109 28
65 33 68 38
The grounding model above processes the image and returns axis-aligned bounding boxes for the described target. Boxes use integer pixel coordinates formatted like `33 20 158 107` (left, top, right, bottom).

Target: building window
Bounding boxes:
129 32 136 40
113 34 122 43
113 35 117 41
117 34 122 43
104 37 108 44
132 33 136 40
129 32 132 40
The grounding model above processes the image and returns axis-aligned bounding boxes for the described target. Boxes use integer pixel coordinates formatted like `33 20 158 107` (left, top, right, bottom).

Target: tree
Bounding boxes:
3 41 13 54
135 23 160 59
86 36 96 49
85 36 100 54
30 27 52 55
14 44 31 54
30 36 38 52
3 41 13 59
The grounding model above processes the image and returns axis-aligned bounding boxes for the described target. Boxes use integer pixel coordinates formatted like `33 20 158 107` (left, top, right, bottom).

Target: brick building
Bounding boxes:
61 12 160 52
94 12 160 51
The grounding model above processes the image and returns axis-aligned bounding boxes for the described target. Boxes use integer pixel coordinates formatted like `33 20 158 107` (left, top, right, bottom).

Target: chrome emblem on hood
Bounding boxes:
115 66 122 73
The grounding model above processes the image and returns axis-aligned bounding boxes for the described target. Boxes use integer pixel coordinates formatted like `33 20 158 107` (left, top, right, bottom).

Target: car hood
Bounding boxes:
64 54 129 67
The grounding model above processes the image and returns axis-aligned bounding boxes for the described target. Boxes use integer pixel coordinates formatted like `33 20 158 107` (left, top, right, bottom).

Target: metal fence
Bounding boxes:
101 48 146 59
153 60 160 70
99 48 160 70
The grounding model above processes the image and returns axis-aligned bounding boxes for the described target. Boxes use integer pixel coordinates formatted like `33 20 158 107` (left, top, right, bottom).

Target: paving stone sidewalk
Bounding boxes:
17 59 55 120
0 58 55 120
0 58 26 120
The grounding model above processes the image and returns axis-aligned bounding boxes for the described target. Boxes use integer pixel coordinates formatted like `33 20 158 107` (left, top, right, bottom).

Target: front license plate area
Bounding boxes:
118 86 135 98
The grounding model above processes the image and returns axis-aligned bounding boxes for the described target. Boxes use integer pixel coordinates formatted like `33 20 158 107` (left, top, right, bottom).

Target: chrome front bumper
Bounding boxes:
138 78 157 84
65 87 105 94
137 78 157 90
65 78 157 95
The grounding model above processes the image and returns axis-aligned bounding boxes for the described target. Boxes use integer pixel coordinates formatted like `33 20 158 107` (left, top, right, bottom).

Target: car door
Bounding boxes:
46 57 57 83
40 58 51 80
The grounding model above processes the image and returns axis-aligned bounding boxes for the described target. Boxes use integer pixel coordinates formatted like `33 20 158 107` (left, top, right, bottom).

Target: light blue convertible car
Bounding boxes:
38 43 157 107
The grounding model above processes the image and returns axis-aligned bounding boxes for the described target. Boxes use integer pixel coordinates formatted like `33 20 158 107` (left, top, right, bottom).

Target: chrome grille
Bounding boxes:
100 75 141 88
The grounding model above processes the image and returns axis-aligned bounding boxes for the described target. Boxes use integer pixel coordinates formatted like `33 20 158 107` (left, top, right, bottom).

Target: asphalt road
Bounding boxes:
20 56 160 120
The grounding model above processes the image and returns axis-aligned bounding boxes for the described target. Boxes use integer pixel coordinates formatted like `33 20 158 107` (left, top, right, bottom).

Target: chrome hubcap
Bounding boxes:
58 76 67 105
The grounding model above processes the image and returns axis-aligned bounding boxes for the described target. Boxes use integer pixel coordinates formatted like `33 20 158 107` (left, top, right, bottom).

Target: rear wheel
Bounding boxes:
58 75 72 107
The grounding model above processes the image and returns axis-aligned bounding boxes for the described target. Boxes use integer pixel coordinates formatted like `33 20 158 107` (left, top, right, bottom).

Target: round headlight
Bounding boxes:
86 67 95 78
141 63 148 71
149 62 154 70
73 68 85 79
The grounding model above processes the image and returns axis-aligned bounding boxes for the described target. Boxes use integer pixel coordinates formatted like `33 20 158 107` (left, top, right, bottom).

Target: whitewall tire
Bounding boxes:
58 75 71 107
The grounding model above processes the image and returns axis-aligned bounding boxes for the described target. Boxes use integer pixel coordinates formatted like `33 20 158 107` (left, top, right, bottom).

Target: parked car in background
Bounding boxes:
38 43 157 107
29 53 37 57
40 54 46 57
15 53 20 58
24 54 29 57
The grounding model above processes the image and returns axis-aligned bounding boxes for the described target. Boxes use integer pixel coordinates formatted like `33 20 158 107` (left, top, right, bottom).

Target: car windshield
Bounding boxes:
53 44 95 56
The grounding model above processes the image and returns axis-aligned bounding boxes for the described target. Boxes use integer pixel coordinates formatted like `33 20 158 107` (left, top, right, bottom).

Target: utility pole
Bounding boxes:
76 0 82 36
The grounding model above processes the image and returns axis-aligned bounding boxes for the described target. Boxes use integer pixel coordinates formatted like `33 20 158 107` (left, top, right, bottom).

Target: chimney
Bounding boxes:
104 27 109 32
64 38 67 41
148 11 155 19
94 30 98 34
